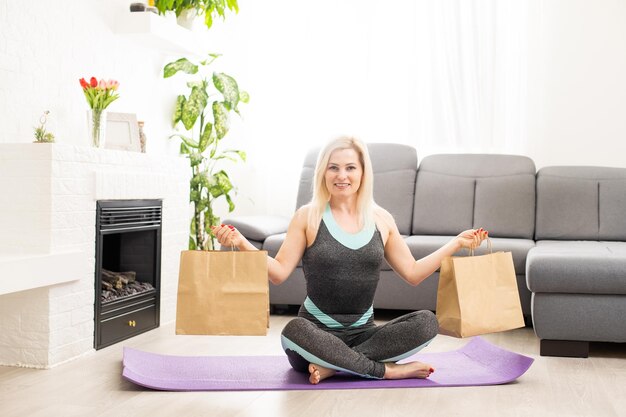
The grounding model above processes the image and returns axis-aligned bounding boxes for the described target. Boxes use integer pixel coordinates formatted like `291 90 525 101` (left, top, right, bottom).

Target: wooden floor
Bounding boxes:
1 312 625 417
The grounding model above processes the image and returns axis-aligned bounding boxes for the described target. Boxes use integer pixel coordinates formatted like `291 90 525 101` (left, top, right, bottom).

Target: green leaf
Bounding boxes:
163 58 198 78
221 149 246 161
204 7 214 28
208 170 233 198
172 95 186 127
189 152 204 167
182 86 208 130
213 101 229 139
225 193 235 212
239 90 250 103
170 133 198 149
179 142 190 155
188 235 197 250
214 155 238 163
200 53 221 67
187 81 204 89
213 72 240 111
198 122 214 153
190 189 201 202
198 197 211 212
226 0 239 12
215 0 226 18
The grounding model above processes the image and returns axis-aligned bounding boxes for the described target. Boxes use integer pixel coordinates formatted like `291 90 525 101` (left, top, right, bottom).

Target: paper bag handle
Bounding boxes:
468 237 492 257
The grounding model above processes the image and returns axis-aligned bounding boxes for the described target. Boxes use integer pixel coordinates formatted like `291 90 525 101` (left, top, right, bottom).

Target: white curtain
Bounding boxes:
412 0 529 156
211 0 530 217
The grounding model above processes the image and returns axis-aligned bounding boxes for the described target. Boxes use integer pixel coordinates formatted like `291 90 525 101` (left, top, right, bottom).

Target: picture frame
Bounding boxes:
105 112 141 152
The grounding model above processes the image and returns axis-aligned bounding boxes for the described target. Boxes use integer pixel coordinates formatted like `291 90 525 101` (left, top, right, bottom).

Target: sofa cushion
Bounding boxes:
405 235 533 274
412 154 536 239
474 175 536 239
223 215 290 242
295 143 417 235
412 172 475 235
262 233 287 258
599 180 626 240
535 167 626 241
526 240 626 295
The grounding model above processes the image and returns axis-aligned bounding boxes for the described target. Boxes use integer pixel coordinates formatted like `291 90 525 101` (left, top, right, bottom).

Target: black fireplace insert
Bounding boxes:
94 199 162 349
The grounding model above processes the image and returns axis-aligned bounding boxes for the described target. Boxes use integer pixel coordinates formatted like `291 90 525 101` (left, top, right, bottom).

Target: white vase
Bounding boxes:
177 8 197 30
87 109 108 148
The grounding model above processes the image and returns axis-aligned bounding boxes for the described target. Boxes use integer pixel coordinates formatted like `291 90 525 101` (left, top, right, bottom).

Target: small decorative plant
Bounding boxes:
154 0 239 29
33 111 55 143
164 54 248 250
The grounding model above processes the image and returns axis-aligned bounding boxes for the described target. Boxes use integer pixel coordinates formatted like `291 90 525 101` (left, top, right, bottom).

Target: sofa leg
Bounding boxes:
540 339 589 358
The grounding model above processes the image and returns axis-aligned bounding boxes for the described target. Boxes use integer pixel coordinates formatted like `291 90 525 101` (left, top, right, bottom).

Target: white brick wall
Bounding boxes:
0 0 183 156
0 144 188 368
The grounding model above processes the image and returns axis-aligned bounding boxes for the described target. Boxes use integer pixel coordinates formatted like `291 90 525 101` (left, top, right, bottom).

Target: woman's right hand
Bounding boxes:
211 224 244 249
455 228 488 250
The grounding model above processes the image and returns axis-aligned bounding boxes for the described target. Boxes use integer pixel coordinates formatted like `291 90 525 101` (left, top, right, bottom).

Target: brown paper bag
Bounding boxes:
176 250 269 336
436 248 524 338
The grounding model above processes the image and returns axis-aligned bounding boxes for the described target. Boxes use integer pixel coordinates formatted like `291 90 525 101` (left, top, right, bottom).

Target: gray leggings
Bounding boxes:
280 310 439 379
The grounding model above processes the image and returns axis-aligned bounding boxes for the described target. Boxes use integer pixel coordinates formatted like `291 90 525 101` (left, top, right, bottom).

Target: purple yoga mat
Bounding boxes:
122 337 533 391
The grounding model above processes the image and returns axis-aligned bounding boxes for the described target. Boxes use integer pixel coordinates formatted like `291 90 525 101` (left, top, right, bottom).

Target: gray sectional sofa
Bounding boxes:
225 144 626 357
526 167 626 357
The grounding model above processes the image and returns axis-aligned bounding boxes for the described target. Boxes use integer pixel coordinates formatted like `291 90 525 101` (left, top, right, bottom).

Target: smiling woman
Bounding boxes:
212 136 488 384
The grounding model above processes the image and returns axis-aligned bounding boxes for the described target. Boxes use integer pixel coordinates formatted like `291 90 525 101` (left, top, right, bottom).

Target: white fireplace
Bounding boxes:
0 144 189 368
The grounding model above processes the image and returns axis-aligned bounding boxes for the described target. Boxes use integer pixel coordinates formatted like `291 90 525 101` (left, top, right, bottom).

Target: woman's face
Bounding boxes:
325 148 363 198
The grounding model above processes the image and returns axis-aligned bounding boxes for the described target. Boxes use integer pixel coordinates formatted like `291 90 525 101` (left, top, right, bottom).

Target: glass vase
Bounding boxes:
87 109 108 148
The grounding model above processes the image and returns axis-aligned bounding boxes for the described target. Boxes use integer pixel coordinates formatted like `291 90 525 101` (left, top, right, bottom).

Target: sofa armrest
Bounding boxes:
222 215 290 241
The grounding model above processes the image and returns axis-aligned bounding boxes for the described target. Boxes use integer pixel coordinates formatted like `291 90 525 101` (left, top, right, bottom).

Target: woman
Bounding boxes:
212 137 488 384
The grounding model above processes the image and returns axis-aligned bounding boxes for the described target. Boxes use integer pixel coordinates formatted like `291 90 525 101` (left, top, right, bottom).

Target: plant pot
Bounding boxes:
176 8 197 30
87 109 108 148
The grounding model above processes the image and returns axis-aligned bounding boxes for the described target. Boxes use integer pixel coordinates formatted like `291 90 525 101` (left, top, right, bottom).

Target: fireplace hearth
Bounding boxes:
95 199 162 349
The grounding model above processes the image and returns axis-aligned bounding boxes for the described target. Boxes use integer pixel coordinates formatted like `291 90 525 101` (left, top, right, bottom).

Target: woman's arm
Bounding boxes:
212 206 310 285
380 210 488 286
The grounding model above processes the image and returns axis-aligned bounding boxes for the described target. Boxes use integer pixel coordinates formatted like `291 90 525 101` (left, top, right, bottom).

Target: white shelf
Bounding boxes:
0 251 86 295
115 12 206 57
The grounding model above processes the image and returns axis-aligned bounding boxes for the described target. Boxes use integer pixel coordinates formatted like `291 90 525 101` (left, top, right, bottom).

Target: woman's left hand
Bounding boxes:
456 228 489 250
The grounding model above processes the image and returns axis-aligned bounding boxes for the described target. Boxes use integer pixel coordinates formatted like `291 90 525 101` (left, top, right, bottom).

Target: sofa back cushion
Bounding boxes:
535 166 626 241
412 154 536 239
296 143 418 235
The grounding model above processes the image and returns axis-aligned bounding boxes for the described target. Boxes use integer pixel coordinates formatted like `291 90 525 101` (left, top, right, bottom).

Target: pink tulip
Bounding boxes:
98 79 107 90
106 79 120 90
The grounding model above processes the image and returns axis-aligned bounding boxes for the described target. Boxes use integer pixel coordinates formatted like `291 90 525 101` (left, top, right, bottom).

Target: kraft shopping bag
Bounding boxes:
436 243 525 338
176 249 269 336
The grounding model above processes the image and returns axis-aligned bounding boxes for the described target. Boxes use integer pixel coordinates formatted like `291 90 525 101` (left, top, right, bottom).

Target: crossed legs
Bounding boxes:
281 310 439 384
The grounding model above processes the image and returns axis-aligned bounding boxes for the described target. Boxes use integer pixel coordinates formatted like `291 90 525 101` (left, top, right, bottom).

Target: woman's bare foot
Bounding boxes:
308 363 337 384
384 361 434 379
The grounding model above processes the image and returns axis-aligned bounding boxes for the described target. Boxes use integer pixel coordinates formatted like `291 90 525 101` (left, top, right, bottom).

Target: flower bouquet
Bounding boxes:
79 77 120 148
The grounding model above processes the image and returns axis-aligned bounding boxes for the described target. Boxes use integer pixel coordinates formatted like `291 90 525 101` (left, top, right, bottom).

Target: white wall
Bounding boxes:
0 0 181 155
526 0 626 169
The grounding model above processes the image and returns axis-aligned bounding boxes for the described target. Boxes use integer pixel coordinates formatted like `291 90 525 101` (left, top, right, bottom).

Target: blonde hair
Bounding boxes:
307 136 376 231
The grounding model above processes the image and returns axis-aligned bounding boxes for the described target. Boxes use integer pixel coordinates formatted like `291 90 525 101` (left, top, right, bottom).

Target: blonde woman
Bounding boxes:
212 137 488 384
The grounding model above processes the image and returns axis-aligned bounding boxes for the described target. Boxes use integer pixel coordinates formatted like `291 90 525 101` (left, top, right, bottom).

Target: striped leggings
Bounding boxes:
280 310 439 379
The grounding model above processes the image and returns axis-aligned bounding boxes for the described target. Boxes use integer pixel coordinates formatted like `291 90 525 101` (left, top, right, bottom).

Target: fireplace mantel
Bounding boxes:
0 143 187 295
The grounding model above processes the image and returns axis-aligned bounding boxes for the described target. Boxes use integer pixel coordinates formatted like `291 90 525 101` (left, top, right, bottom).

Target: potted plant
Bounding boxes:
154 0 239 29
33 111 55 143
164 54 249 250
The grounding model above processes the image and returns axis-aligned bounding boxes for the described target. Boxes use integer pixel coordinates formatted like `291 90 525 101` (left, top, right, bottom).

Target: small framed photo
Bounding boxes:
105 112 141 152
